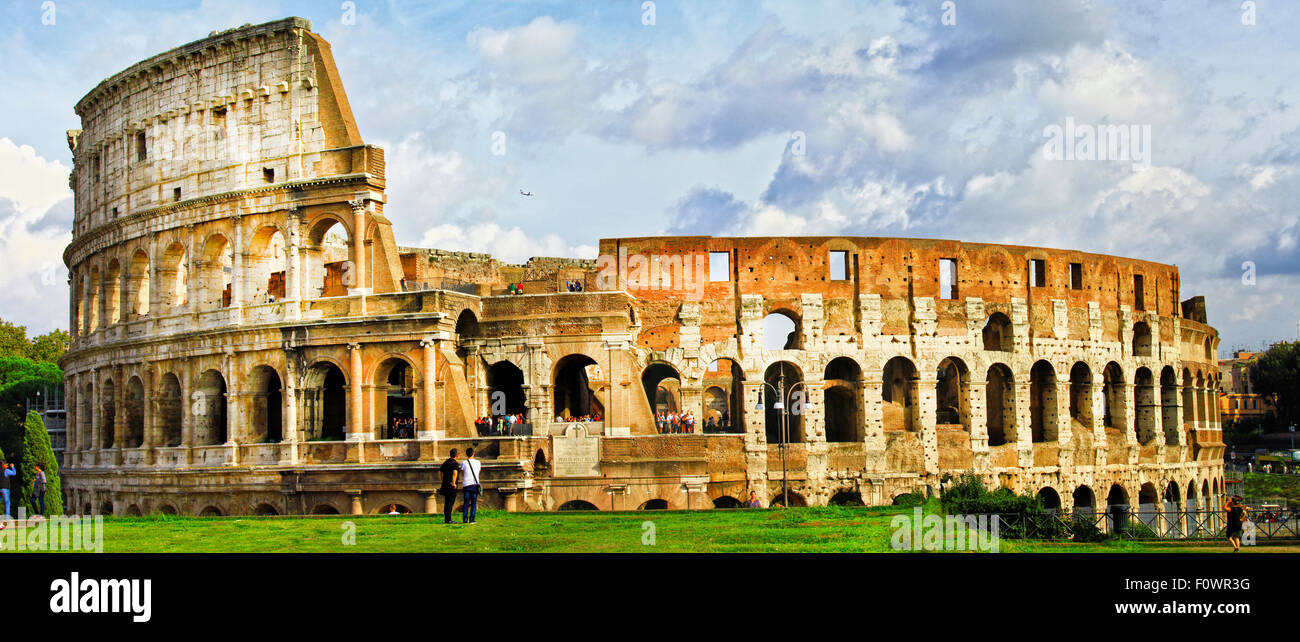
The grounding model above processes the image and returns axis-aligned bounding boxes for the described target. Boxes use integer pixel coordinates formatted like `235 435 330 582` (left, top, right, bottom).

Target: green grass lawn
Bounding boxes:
4 504 1264 553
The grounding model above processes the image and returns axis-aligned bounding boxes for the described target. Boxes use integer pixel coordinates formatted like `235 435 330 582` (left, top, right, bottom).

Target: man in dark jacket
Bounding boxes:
439 449 460 524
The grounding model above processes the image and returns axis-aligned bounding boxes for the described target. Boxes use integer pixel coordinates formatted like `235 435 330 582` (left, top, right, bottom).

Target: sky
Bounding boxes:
0 0 1297 353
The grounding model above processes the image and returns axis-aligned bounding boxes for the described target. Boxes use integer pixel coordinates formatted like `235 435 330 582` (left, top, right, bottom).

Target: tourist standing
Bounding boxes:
0 460 13 517
460 447 483 524
32 464 47 516
439 449 460 524
1224 495 1248 552
746 491 761 508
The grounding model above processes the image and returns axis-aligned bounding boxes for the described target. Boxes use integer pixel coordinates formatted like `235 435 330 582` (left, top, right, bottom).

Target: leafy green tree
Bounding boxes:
28 329 70 365
1249 342 1300 430
0 320 28 360
20 410 61 515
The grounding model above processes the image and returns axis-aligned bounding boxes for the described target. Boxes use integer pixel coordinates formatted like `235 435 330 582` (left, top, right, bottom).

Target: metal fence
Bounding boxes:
991 508 1300 541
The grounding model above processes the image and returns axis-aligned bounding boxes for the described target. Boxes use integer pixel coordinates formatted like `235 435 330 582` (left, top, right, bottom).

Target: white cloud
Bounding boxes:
419 222 596 264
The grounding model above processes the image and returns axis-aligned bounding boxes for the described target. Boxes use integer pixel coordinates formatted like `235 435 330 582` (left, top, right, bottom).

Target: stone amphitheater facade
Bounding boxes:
59 18 1227 518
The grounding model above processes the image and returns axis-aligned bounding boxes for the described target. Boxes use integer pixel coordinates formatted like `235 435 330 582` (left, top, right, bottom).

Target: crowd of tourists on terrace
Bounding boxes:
656 411 696 434
474 414 528 436
554 413 603 423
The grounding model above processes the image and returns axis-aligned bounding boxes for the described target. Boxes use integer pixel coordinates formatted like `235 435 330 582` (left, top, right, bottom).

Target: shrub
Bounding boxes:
892 492 924 507
940 474 1043 515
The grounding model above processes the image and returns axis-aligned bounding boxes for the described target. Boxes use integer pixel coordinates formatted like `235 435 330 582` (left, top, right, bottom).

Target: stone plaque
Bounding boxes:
553 426 601 477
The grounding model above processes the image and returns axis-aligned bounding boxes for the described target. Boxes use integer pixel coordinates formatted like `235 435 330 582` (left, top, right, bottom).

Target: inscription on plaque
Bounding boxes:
552 425 601 477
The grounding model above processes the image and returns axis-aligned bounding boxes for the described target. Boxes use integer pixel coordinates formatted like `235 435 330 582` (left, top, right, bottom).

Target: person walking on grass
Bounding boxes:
460 447 482 524
1224 495 1248 553
439 448 460 524
32 464 47 516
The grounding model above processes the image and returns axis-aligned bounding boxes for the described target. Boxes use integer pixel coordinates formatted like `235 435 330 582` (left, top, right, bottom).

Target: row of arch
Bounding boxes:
72 214 360 337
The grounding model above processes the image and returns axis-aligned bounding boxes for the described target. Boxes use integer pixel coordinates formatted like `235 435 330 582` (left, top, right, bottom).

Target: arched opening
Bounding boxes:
1029 360 1058 442
194 370 228 445
985 364 1015 446
254 503 279 516
124 376 144 448
823 357 863 442
302 362 347 441
553 354 603 420
935 357 970 430
829 490 865 506
99 378 115 448
1073 485 1095 514
1159 367 1178 445
762 311 800 350
1037 487 1061 512
1106 484 1128 509
125 504 142 516
455 309 480 340
159 242 188 309
533 449 549 476
1134 367 1157 445
703 358 743 431
642 363 683 425
1194 372 1207 425
1068 362 1093 427
158 373 183 447
639 499 669 510
881 357 918 432
982 313 1013 351
105 259 122 325
380 504 413 515
763 361 804 442
86 266 101 332
558 500 599 511
198 506 224 517
305 218 353 297
1138 482 1159 526
249 366 283 443
311 504 341 515
486 360 526 418
156 504 178 515
127 249 150 318
79 382 94 449
100 502 114 516
770 491 807 507
375 358 416 439
1102 362 1126 431
1186 480 1198 511
712 496 741 509
199 234 233 310
245 225 288 304
1132 322 1152 357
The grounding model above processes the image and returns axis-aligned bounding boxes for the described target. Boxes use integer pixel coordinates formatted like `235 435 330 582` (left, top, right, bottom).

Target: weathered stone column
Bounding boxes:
142 365 156 464
280 348 299 465
180 365 194 465
347 343 366 463
917 373 939 474
1014 380 1032 467
862 375 885 471
284 206 302 321
741 380 769 501
348 490 364 516
113 365 126 450
969 380 989 473
230 215 244 317
349 199 368 293
420 336 438 440
1090 381 1107 467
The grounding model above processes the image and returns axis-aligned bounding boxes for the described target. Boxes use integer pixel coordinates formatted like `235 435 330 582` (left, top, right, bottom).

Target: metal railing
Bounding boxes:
990 508 1300 541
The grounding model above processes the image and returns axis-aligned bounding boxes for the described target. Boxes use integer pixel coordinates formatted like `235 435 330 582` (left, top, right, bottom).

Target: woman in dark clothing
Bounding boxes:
1224 496 1248 552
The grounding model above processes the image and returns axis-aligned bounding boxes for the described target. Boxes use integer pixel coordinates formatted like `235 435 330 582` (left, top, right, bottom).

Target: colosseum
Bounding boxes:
60 18 1226 518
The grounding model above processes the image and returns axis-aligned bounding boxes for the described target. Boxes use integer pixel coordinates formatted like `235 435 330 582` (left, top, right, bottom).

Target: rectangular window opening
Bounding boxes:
135 131 147 162
263 167 275 183
708 251 730 282
829 250 849 280
1069 262 1083 290
173 187 182 202
1030 259 1047 288
939 258 958 300
1134 274 1145 310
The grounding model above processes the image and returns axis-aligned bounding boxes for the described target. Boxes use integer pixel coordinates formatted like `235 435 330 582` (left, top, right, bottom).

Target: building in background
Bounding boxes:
1219 350 1276 424
28 383 67 467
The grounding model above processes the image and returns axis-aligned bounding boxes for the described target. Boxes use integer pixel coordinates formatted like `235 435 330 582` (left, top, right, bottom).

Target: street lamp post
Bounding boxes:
754 365 814 508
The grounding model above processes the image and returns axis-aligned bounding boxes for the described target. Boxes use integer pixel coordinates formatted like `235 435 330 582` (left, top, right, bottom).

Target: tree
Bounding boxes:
1250 342 1300 430
20 410 61 516
28 329 70 365
0 319 70 364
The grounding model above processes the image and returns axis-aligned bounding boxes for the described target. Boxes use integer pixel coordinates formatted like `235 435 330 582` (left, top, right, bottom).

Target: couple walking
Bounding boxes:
438 448 482 524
